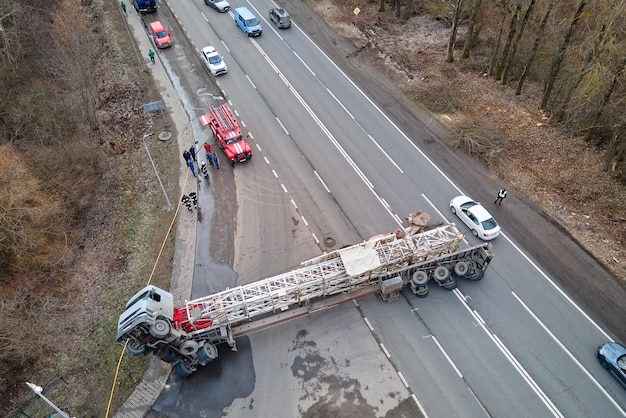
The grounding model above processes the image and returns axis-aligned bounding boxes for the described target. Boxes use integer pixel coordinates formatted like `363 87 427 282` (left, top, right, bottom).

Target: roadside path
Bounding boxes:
113 7 196 418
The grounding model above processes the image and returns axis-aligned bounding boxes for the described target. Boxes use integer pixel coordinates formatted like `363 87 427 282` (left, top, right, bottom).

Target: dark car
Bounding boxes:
597 342 626 389
269 8 291 28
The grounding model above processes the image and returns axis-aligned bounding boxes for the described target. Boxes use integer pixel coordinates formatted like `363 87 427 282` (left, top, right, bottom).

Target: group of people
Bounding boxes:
181 192 198 212
181 143 220 213
182 143 219 177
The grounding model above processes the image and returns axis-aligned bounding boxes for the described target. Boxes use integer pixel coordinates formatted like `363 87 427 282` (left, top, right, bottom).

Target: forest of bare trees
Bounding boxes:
0 0 624 414
439 0 626 176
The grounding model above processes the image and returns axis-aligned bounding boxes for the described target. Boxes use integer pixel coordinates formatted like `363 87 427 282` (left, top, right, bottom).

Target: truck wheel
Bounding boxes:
433 266 450 283
414 285 429 298
180 340 199 355
149 318 171 339
197 342 219 364
454 261 470 278
442 276 457 290
126 340 146 357
174 361 196 378
467 267 484 281
412 271 429 286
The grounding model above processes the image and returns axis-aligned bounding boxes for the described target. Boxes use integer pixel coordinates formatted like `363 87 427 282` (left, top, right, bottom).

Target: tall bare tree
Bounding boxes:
500 0 535 84
495 1 521 81
540 0 586 110
0 0 22 70
462 0 482 59
516 0 554 94
583 56 626 142
446 0 464 62
48 1 100 130
488 3 508 76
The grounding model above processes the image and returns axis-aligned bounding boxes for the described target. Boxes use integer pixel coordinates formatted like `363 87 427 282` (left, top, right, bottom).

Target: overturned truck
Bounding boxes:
116 214 492 377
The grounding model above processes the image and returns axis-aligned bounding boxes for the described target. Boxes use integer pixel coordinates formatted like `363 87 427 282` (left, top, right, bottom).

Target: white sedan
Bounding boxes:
201 46 227 76
450 195 501 240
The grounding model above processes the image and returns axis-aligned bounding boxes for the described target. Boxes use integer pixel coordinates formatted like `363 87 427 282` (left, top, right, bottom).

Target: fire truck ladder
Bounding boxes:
213 105 236 132
183 224 466 338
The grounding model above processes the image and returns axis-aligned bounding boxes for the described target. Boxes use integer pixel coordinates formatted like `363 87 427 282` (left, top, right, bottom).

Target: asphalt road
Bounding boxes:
139 0 626 416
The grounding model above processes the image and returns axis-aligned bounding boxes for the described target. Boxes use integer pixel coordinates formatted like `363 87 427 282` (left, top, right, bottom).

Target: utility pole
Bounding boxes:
25 382 70 418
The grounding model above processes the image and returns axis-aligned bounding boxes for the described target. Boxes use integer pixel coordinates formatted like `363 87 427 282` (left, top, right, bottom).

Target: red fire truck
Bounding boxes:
200 105 252 164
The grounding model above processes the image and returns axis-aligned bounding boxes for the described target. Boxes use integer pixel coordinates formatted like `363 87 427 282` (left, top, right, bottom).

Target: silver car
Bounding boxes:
204 0 230 12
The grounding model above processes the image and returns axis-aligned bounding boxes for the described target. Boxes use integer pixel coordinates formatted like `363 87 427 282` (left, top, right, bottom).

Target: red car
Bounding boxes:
149 21 171 49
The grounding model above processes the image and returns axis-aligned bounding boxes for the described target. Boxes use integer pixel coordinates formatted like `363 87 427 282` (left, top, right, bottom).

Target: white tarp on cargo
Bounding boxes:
339 241 382 277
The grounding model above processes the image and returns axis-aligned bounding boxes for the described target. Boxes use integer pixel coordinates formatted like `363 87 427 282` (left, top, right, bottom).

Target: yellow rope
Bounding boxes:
105 168 193 417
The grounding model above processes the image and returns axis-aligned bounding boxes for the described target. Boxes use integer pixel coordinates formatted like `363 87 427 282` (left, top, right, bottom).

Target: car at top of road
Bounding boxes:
204 0 230 13
269 8 291 28
449 195 501 240
149 21 172 49
201 46 227 76
597 342 626 389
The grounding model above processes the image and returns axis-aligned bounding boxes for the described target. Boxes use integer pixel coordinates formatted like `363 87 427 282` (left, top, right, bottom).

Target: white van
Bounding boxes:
233 7 262 37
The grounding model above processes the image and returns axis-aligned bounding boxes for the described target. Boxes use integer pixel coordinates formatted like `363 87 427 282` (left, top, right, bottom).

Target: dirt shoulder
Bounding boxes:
284 0 626 341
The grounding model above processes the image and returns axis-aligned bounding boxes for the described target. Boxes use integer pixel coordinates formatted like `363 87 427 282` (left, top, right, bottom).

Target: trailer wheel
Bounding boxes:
174 361 196 378
454 261 470 278
197 342 219 364
442 276 457 290
180 340 199 355
412 271 429 286
433 266 450 283
467 267 484 281
414 285 429 298
149 318 171 339
125 340 146 357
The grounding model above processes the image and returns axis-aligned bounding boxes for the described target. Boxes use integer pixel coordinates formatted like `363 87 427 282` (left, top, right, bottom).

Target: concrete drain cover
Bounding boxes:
158 131 172 141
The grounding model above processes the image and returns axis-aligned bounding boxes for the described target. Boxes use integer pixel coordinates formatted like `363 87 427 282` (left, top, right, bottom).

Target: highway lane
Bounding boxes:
151 1 624 416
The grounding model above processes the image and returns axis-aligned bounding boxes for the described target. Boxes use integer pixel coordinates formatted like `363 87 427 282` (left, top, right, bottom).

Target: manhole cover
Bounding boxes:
323 237 336 247
158 131 172 141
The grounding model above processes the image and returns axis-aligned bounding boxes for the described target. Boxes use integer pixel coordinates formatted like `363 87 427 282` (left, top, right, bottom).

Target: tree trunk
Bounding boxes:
602 131 622 172
462 0 483 59
540 0 586 110
379 0 385 13
446 0 464 63
488 6 507 76
495 2 521 81
501 0 535 84
553 22 607 122
516 0 554 95
583 56 626 142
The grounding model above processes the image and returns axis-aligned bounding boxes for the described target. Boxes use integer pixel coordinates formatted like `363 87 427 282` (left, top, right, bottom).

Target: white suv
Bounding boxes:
201 46 227 76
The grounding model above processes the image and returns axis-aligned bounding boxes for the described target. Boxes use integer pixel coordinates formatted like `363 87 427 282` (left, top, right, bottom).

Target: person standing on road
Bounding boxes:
187 160 196 176
203 142 212 165
213 153 220 170
189 145 197 162
148 49 155 64
183 149 191 164
200 161 209 178
494 189 507 205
